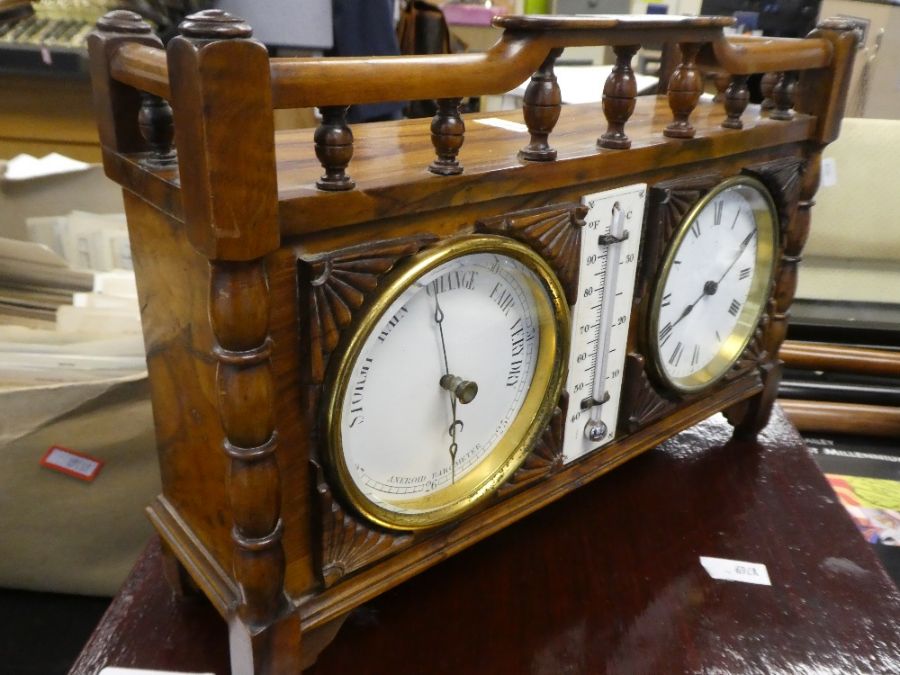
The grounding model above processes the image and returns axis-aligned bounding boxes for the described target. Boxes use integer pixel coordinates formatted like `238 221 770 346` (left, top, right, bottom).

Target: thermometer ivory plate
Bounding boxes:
324 235 568 530
562 184 647 463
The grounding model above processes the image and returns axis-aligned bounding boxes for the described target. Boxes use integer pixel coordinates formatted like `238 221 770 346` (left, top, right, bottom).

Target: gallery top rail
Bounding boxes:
95 10 834 110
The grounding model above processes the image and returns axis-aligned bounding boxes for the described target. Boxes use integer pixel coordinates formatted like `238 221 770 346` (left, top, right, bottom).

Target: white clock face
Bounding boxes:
326 240 566 529
650 178 777 392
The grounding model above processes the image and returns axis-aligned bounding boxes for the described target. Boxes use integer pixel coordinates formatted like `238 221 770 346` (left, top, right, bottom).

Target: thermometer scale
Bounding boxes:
562 184 646 463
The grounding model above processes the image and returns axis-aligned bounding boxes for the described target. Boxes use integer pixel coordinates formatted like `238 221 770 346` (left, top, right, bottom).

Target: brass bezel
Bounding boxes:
322 234 570 531
647 176 779 394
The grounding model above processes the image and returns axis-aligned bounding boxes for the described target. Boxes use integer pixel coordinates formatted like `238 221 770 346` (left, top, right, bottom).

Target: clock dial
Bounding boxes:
648 177 778 393
324 236 568 530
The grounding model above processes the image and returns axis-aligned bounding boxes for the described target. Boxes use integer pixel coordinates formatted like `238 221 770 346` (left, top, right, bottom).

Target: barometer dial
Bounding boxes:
324 235 568 530
648 176 778 393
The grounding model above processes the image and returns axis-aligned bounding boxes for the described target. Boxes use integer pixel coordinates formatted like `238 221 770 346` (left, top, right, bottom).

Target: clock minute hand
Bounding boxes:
716 228 756 286
671 228 756 333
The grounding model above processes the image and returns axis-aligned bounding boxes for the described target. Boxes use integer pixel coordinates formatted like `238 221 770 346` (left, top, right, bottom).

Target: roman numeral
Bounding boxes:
731 208 741 229
661 292 672 307
659 321 674 346
691 221 701 238
713 201 724 226
728 299 741 317
691 344 700 367
669 341 684 367
738 267 751 280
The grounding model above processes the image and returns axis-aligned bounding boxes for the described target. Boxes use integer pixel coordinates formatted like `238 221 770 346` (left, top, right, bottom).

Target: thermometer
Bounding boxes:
562 184 646 464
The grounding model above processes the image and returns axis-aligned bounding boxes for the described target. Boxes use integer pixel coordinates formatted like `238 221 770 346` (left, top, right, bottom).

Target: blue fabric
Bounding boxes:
329 0 405 122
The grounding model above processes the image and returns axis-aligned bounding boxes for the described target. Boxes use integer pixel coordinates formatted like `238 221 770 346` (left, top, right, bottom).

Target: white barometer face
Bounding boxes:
648 177 778 393
324 236 568 530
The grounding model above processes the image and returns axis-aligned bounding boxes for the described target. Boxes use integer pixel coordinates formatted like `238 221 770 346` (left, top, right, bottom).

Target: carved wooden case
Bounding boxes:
87 8 857 674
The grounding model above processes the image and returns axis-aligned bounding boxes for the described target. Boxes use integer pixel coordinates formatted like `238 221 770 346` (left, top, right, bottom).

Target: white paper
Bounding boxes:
700 556 772 586
3 153 91 182
820 157 838 188
473 117 529 134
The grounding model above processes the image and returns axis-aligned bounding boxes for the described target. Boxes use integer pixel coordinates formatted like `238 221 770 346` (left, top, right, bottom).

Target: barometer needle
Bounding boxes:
434 295 460 484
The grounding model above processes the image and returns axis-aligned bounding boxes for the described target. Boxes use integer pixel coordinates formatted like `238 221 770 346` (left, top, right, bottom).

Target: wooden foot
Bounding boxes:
726 361 783 438
229 609 303 675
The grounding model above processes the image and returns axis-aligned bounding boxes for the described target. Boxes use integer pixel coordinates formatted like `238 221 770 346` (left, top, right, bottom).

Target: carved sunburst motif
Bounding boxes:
299 236 435 383
497 394 566 498
636 174 721 302
312 461 413 588
620 354 677 434
743 158 805 229
476 204 585 304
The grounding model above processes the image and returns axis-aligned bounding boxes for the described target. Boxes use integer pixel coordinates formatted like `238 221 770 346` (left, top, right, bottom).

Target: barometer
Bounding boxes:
324 236 569 529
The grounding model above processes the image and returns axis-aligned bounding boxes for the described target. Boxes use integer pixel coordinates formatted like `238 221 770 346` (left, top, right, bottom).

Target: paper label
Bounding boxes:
40 446 103 482
473 117 529 133
820 157 837 188
700 556 771 586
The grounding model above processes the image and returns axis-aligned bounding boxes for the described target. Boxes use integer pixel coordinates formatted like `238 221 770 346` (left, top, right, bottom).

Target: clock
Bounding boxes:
324 236 568 530
648 177 778 393
88 9 858 673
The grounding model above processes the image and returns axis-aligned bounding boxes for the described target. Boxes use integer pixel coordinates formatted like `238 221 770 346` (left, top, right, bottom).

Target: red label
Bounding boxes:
40 446 103 482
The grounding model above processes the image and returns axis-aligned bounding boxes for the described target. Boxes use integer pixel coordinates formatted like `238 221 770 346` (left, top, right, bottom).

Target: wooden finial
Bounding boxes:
770 71 797 121
429 98 465 175
721 75 750 130
96 9 154 34
664 43 703 139
760 71 779 110
519 48 563 162
179 9 252 40
138 93 177 169
598 44 639 150
315 106 356 191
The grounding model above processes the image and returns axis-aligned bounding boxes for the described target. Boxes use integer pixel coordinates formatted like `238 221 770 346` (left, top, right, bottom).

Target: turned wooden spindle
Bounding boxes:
770 71 797 121
664 42 703 139
137 93 177 168
168 9 302 670
712 71 730 103
315 106 356 191
519 48 563 162
721 74 750 129
429 97 465 175
761 71 779 110
90 11 165 157
598 44 639 150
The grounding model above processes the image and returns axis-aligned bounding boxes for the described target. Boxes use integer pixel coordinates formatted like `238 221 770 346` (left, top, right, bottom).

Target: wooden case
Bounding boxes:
87 10 858 673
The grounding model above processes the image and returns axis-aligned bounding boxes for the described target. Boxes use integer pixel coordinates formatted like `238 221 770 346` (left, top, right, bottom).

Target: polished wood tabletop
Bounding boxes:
71 407 900 675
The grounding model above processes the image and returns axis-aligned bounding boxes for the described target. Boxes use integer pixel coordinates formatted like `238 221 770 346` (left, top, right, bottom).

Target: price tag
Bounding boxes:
700 556 771 586
40 446 103 482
